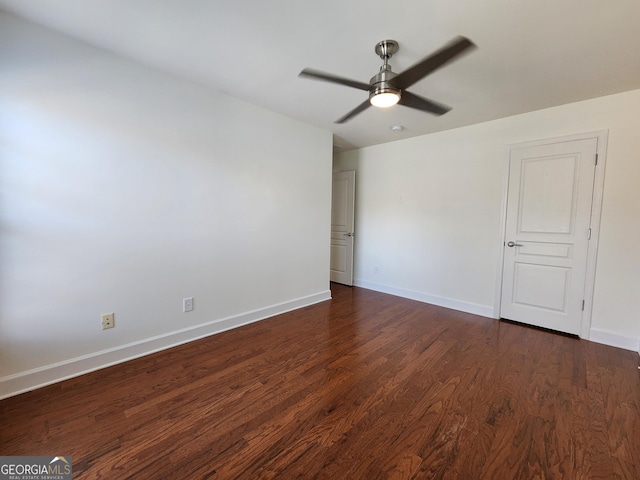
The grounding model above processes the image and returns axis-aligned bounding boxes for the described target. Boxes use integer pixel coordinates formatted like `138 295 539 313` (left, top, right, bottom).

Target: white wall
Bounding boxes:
0 13 333 397
335 89 640 350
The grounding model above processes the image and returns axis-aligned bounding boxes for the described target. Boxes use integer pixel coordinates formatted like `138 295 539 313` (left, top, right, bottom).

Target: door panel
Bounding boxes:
519 155 579 234
512 263 569 312
500 138 597 335
330 243 348 273
331 171 355 285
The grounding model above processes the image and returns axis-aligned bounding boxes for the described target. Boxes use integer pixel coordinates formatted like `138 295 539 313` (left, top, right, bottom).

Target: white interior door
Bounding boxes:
500 138 598 335
330 171 355 285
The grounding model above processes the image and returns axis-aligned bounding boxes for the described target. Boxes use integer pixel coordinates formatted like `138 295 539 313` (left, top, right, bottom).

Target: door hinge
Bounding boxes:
588 228 592 240
595 153 599 165
582 300 585 311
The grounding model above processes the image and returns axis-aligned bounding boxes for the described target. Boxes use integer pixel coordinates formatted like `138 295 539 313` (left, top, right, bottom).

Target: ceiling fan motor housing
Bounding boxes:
369 65 401 102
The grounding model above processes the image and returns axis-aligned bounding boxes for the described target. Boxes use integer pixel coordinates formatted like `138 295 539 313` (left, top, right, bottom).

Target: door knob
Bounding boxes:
343 232 354 237
507 241 523 247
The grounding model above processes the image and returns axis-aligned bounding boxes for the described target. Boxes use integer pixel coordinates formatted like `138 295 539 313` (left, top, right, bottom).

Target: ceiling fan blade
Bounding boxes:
336 99 372 124
398 91 451 115
393 36 476 90
299 68 371 91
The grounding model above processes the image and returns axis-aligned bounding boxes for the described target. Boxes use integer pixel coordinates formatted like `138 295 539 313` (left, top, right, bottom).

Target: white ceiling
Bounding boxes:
1 0 639 152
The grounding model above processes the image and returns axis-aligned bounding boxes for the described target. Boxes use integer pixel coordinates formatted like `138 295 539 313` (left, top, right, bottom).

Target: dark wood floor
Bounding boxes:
1 284 639 479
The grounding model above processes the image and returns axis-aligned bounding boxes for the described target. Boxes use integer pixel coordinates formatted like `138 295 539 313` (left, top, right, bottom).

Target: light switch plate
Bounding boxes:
183 297 193 313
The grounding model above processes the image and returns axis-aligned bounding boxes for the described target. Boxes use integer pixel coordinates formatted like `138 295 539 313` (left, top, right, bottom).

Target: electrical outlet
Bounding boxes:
373 265 379 274
101 313 115 330
183 297 193 313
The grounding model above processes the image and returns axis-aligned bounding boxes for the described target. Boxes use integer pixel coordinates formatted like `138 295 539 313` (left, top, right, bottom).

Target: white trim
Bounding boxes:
351 280 638 353
494 130 609 338
358 280 637 353
581 131 608 339
589 328 640 352
493 146 513 319
0 290 331 400
354 279 493 318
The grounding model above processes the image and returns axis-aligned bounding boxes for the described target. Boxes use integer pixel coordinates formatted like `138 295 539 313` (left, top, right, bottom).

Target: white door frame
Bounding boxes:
493 130 608 339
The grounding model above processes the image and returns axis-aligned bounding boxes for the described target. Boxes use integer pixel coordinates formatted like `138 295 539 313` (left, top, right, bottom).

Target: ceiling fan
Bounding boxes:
299 36 476 123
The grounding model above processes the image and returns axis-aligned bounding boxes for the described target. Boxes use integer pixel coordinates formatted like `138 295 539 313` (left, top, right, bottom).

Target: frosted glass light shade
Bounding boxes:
370 92 400 108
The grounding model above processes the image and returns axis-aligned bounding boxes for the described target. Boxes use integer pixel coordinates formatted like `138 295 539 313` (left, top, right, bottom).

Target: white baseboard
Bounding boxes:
588 328 640 353
0 290 331 400
354 281 639 354
353 279 494 318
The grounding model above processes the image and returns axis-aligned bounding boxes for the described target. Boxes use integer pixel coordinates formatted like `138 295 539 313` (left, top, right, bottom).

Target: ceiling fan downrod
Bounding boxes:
375 39 399 63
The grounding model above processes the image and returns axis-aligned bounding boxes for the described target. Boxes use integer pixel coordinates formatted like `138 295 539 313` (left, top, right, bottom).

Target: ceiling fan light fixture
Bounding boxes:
370 91 401 108
370 81 401 108
299 36 475 122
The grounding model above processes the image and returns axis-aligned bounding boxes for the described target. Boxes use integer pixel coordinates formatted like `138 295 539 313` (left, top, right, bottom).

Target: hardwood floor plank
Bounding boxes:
386 450 423 480
1 284 639 479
